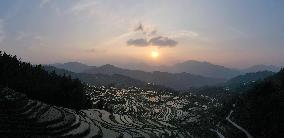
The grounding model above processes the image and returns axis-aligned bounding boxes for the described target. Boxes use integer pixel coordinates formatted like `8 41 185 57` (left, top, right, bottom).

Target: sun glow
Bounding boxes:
151 50 159 59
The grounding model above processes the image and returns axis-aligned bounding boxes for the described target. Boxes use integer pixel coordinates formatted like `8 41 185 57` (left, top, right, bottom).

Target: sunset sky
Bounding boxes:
0 0 284 68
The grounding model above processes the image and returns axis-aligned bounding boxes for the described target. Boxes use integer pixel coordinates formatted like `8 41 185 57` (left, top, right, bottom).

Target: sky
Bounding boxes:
0 0 284 68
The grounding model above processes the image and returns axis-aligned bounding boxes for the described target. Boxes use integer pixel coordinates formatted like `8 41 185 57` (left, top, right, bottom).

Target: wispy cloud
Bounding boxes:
15 32 47 47
168 30 199 38
40 0 51 8
86 48 107 53
16 32 29 41
69 0 98 15
134 22 157 36
39 0 98 17
0 19 5 43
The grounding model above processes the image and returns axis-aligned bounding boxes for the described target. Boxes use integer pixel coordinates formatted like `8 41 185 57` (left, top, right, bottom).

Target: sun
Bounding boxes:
151 50 159 59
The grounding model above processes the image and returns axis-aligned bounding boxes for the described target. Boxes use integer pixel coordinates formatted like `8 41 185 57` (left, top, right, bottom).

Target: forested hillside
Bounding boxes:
233 69 284 137
0 51 91 109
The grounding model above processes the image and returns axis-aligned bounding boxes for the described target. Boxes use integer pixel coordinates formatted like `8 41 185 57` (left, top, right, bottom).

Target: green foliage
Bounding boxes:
0 51 91 109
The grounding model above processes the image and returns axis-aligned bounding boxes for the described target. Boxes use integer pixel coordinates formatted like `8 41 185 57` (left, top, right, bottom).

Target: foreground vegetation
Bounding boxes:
232 69 284 137
0 51 91 109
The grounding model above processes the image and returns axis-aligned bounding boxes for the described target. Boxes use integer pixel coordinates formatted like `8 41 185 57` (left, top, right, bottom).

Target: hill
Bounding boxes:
44 65 148 88
51 62 91 73
243 64 280 73
225 71 275 93
232 69 284 137
55 61 281 80
0 51 91 109
125 60 241 79
168 60 241 79
83 64 225 90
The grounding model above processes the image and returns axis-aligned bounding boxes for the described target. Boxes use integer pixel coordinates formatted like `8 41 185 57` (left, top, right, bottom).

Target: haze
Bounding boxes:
0 0 284 68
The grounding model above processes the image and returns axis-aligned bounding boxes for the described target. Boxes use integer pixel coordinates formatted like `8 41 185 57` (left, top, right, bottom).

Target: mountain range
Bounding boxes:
52 62 91 73
242 64 280 73
123 60 241 79
46 65 224 90
44 65 148 88
82 64 225 90
51 60 281 79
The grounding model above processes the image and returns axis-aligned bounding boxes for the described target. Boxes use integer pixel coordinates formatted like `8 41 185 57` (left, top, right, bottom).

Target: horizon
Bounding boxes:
49 60 282 71
1 0 284 68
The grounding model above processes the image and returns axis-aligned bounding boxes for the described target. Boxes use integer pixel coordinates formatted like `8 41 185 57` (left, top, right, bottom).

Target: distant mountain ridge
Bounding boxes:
123 60 241 79
83 64 225 90
225 71 275 93
227 71 275 86
242 64 280 73
49 60 283 90
167 60 241 79
51 62 91 73
44 66 148 88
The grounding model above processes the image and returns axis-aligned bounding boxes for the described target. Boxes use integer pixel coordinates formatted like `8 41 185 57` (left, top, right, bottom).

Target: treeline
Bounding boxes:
0 51 91 109
233 69 284 137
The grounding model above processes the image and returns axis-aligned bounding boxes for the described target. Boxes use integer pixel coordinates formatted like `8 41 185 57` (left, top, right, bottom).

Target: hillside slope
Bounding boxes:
0 52 91 109
232 69 284 137
51 62 91 73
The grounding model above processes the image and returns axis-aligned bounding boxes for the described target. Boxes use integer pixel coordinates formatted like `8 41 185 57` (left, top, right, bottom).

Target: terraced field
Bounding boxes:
1 86 225 137
85 85 224 137
0 88 101 138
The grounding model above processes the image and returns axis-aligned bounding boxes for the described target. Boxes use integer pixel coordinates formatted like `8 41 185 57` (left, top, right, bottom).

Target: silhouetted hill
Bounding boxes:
56 61 280 80
51 62 91 73
232 69 284 137
44 65 148 88
225 71 275 93
243 64 280 73
169 60 241 79
83 64 225 90
125 60 241 79
0 51 91 109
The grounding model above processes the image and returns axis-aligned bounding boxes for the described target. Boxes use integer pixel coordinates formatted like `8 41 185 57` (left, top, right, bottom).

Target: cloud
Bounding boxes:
149 30 157 36
86 48 107 53
40 0 51 8
127 36 178 47
16 32 44 41
70 0 98 14
127 38 149 47
133 22 157 36
149 36 178 47
126 22 178 47
15 32 47 47
169 30 199 38
134 23 144 32
0 19 5 43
